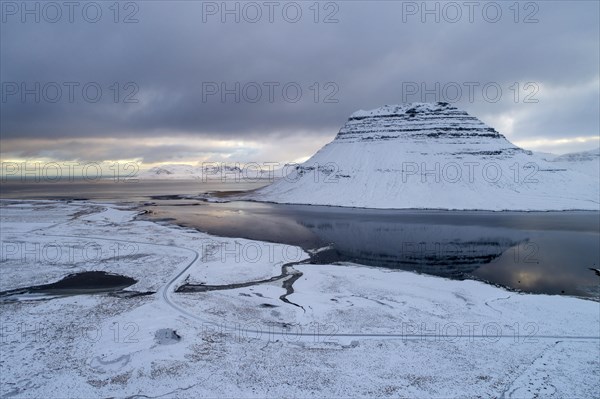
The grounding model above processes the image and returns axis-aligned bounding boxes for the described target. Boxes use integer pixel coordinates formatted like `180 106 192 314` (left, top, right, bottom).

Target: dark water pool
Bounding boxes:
0 271 137 301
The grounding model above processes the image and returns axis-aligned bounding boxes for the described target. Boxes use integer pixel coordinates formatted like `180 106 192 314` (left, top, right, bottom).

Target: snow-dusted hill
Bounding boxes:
546 148 600 179
251 103 599 210
551 147 599 163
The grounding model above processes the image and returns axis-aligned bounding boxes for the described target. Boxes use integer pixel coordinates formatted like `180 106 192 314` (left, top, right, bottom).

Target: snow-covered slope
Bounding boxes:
547 148 600 179
252 103 599 210
551 147 599 163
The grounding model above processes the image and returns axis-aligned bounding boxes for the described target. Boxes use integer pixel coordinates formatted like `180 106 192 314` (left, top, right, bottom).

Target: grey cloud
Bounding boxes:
1 0 598 161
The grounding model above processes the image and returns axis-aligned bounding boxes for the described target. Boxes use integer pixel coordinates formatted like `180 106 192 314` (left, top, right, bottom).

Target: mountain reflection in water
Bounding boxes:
144 201 600 298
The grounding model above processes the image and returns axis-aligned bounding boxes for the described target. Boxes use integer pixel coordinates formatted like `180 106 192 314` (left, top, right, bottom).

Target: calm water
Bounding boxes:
0 179 267 201
2 180 599 298
145 201 600 298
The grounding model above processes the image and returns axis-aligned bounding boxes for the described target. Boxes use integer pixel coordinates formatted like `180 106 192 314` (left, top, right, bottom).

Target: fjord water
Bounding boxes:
0 179 266 201
2 180 598 298
146 200 600 298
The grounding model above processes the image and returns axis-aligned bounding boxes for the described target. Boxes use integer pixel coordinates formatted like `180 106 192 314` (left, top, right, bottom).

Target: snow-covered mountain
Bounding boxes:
141 164 200 179
251 103 599 210
140 163 282 180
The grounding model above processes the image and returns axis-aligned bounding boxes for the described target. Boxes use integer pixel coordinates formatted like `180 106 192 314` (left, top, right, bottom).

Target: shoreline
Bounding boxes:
1 199 599 397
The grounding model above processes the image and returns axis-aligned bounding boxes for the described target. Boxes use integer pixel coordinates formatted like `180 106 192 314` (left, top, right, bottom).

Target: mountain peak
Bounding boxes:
252 104 599 210
350 102 455 119
338 102 503 143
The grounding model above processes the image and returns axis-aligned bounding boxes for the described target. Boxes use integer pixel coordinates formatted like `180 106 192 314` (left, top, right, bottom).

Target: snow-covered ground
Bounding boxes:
1 201 598 398
250 103 600 211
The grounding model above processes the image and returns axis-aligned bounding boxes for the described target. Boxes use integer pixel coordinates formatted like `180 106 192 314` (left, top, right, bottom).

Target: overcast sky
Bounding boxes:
1 0 599 166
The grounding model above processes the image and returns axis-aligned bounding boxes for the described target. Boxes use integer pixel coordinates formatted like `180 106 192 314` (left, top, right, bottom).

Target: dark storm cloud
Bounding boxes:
1 0 598 161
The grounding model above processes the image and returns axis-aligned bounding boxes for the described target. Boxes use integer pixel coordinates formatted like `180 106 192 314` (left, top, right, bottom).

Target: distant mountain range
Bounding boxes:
140 163 285 180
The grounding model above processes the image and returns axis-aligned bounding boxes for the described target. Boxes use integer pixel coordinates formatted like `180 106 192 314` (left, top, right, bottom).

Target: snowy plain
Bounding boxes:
1 200 599 398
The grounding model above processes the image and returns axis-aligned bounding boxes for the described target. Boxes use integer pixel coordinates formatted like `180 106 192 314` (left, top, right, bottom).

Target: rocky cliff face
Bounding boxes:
341 102 509 143
253 103 599 210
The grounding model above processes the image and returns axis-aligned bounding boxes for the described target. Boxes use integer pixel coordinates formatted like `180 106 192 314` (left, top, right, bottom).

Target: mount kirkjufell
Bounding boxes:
254 102 599 210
